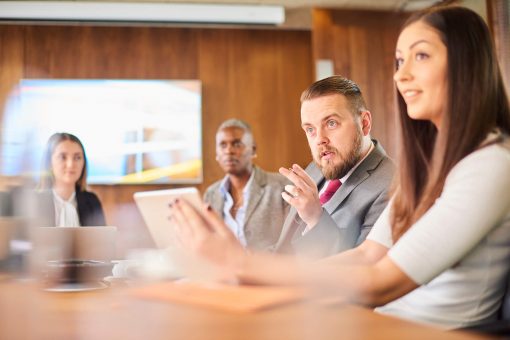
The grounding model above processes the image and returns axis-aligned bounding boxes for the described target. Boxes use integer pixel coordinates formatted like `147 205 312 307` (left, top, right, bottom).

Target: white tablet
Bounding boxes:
133 187 203 248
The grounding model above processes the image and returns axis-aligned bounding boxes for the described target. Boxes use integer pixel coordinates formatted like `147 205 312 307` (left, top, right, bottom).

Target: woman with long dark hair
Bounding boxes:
169 5 510 329
38 132 106 227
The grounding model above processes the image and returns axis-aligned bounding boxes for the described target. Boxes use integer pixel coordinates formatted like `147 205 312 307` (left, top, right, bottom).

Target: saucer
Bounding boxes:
45 280 109 292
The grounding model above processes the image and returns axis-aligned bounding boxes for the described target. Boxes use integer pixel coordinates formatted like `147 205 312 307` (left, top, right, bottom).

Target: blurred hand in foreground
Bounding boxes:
169 198 246 272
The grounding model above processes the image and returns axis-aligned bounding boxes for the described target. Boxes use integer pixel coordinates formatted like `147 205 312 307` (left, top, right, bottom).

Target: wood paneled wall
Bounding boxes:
0 25 313 253
311 9 408 158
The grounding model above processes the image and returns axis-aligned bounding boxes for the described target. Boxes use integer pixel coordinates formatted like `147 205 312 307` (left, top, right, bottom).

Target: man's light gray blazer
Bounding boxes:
273 140 394 259
204 166 289 251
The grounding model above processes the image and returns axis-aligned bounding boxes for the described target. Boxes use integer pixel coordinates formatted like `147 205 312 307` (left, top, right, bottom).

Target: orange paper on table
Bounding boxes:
131 280 306 313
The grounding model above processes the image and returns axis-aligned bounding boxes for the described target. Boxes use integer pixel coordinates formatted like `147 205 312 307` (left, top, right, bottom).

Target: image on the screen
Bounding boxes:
1 79 202 184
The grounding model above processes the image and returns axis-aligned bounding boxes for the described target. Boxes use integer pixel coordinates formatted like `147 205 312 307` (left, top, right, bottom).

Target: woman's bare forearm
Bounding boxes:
234 245 415 307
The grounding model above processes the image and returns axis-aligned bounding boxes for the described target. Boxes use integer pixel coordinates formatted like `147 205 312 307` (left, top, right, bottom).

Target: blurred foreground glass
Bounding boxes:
29 226 117 290
0 177 32 278
112 247 238 284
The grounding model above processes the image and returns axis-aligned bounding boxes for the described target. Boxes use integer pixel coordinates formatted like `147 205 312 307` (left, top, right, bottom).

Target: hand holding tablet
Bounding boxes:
134 187 203 248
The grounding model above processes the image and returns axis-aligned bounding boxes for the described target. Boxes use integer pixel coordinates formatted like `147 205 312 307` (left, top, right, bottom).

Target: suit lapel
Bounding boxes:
274 205 302 251
322 170 368 213
323 140 387 213
210 185 225 214
244 167 265 226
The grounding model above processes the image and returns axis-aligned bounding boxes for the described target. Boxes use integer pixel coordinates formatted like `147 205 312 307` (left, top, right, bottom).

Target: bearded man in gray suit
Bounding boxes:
204 119 289 251
274 76 394 259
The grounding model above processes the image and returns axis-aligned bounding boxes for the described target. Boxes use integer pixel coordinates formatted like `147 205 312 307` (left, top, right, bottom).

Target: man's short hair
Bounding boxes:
300 76 368 116
216 118 254 143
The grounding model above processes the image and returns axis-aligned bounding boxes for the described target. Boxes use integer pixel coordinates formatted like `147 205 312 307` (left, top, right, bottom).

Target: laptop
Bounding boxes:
31 226 117 262
133 187 202 248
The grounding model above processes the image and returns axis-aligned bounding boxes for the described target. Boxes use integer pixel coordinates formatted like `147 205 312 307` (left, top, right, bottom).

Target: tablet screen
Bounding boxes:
133 187 202 248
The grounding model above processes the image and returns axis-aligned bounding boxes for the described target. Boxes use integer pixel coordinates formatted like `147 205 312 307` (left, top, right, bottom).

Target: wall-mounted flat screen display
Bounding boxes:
1 79 202 184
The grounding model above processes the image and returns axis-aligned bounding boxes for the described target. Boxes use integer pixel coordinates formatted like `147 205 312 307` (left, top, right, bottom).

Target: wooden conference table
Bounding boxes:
0 278 491 340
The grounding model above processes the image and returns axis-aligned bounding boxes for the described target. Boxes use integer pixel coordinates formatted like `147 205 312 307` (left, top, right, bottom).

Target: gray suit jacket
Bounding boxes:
274 140 394 259
204 166 289 251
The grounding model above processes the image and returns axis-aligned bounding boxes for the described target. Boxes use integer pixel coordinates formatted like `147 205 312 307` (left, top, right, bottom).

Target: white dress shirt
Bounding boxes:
219 172 254 247
52 189 80 227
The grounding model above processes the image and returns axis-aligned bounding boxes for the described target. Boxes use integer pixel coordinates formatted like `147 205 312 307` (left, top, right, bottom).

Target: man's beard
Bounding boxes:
314 130 364 180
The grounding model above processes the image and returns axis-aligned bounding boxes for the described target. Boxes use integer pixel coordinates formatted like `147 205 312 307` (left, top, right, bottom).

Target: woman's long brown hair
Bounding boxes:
390 5 510 241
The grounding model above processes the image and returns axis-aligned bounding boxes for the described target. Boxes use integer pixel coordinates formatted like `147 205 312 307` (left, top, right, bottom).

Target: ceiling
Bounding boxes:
2 0 485 29
175 0 436 11
9 0 441 11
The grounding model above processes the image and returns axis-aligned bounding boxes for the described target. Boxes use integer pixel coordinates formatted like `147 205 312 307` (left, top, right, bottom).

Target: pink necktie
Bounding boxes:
319 179 342 205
